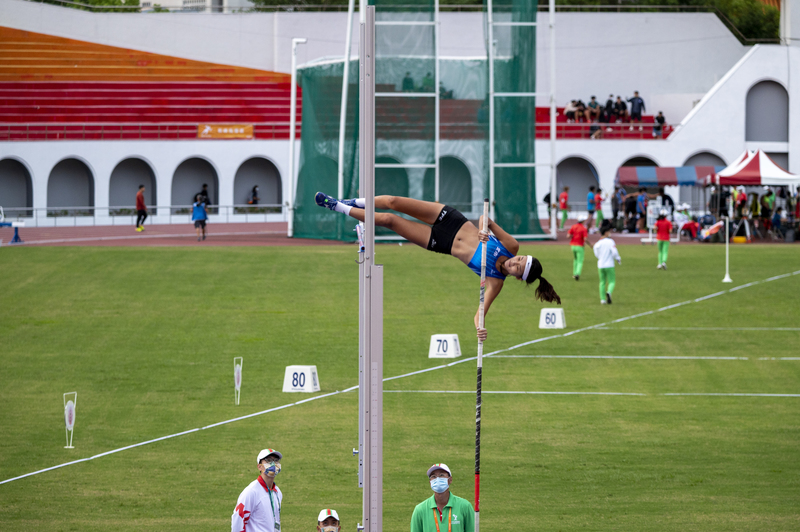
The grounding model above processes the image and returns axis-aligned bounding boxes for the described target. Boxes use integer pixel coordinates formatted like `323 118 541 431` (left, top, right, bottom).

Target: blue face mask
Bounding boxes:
265 462 281 476
430 477 449 493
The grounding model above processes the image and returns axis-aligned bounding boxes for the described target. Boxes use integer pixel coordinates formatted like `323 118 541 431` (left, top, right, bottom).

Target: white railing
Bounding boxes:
0 204 285 228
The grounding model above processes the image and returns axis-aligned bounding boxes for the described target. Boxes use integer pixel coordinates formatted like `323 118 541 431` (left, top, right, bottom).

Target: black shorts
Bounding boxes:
194 220 207 229
631 111 642 120
427 205 468 255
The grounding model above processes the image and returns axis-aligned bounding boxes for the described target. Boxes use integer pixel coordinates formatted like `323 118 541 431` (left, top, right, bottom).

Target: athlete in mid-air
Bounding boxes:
315 193 561 340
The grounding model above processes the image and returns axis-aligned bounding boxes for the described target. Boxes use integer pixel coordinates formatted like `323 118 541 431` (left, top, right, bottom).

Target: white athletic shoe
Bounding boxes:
600 300 607 304
657 263 663 270
662 262 667 270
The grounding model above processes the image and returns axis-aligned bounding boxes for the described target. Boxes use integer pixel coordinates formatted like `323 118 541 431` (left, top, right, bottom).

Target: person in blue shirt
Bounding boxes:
192 194 208 241
771 207 784 238
586 186 596 232
627 91 646 131
315 192 561 340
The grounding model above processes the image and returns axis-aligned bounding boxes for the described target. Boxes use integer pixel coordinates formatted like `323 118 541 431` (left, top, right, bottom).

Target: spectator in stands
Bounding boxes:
575 100 587 122
614 96 628 123
421 72 434 93
586 96 600 122
658 187 675 214
249 185 260 205
543 191 552 221
772 207 784 238
136 184 148 232
652 111 666 138
627 91 646 131
192 194 208 241
734 185 747 218
402 72 415 92
564 100 579 122
682 216 700 240
605 94 616 123
197 184 212 208
611 186 624 227
760 188 773 228
439 82 454 100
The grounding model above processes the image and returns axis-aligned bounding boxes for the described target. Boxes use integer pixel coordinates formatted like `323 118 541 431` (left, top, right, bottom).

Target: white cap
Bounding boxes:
317 509 340 523
426 463 452 477
257 448 282 463
577 213 588 222
659 208 669 216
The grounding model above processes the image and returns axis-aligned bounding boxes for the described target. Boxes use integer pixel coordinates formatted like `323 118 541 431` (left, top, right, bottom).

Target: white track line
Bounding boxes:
386 390 800 398
491 355 748 360
595 327 800 332
2 269 798 486
17 230 286 246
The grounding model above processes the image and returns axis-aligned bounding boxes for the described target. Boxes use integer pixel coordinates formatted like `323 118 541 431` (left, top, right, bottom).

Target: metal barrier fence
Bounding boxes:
0 204 284 227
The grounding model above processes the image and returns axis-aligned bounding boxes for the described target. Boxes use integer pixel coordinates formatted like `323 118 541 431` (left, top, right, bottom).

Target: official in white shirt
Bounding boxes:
231 449 283 532
592 220 621 305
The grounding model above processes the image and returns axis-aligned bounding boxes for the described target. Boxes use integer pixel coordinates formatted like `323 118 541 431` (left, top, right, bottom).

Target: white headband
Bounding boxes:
522 255 533 281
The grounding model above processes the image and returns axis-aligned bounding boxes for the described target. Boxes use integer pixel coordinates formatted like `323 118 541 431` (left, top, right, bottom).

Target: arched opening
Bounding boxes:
621 156 658 167
422 157 473 211
172 158 218 214
110 158 157 215
47 158 94 215
234 157 282 211
556 157 600 210
681 152 726 210
746 81 789 142
0 158 33 217
375 156 409 198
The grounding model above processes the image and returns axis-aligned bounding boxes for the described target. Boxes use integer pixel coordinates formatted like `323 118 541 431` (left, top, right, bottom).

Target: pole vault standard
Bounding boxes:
358 7 383 532
475 198 489 532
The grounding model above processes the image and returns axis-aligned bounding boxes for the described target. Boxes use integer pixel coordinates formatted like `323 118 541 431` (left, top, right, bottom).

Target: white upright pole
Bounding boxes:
487 0 495 221
434 0 440 203
287 37 307 238
548 0 557 238
337 0 356 200
722 215 732 282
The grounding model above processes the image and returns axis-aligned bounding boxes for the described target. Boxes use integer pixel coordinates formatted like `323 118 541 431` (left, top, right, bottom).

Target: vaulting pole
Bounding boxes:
475 198 489 532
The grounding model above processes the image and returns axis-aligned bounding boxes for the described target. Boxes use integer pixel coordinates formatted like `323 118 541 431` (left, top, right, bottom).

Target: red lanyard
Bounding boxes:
432 507 451 532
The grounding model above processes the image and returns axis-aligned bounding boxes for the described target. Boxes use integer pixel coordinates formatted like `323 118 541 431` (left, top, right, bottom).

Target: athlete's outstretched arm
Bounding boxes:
474 278 503 341
479 215 520 255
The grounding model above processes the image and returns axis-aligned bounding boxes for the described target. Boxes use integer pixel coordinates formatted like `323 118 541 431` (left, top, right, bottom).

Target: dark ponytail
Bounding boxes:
535 276 561 305
524 257 562 304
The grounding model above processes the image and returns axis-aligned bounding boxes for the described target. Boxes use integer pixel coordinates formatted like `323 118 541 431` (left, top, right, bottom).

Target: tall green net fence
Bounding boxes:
293 0 541 241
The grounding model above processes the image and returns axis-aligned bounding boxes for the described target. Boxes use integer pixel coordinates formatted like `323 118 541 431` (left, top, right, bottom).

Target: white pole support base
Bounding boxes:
282 365 321 393
428 334 461 358
722 275 733 283
539 308 566 329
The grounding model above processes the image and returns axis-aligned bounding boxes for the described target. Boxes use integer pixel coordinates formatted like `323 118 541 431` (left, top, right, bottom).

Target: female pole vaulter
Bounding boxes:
315 192 561 340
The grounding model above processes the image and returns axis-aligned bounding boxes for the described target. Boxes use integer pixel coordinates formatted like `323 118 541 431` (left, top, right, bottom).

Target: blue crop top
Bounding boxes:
468 235 514 280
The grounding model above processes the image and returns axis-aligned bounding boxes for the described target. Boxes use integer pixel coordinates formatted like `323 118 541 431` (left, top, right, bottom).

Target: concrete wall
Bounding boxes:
1 0 746 121
0 139 293 224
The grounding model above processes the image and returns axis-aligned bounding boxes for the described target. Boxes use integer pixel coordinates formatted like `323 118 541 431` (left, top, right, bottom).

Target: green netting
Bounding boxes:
488 0 542 236
294 0 539 240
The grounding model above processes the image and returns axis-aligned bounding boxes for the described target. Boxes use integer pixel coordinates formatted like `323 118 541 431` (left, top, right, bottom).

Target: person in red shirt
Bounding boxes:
567 213 589 280
135 184 148 232
682 216 699 240
655 209 673 270
558 186 569 230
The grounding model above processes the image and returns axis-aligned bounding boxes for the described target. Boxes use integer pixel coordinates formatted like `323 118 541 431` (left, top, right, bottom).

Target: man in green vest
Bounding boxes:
410 463 475 532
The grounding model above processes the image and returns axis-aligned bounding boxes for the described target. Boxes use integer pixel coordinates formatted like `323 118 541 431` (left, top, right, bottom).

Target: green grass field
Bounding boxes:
0 243 798 531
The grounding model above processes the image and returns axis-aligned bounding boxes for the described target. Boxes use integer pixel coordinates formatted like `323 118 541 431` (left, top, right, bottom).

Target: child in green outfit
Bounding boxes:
567 213 589 280
592 220 621 304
